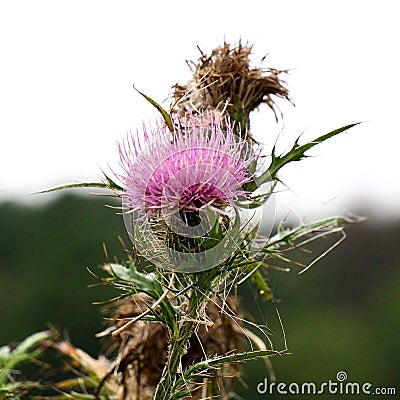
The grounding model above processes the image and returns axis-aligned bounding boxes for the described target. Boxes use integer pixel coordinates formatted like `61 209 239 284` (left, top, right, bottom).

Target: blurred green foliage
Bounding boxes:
0 194 398 398
0 193 127 354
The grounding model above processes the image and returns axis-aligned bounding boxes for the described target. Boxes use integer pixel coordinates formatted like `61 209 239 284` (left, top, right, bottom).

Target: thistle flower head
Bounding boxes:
115 111 267 272
117 112 255 216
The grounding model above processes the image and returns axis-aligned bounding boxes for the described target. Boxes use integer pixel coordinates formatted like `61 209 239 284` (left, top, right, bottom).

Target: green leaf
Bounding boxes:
0 346 10 362
0 331 50 387
34 172 123 194
246 123 360 191
172 349 288 396
13 331 50 354
262 216 354 254
256 216 363 275
110 262 162 297
134 86 174 132
34 182 112 194
110 262 177 332
100 171 124 191
236 180 276 209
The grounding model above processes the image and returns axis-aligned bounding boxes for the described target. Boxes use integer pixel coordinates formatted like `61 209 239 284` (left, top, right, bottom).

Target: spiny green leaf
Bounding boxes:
0 331 50 386
100 171 124 191
0 346 10 362
13 331 50 354
262 216 354 254
246 123 361 190
134 86 174 132
110 262 177 332
34 172 123 194
33 182 111 194
255 216 363 275
236 181 276 208
110 262 162 297
172 349 288 395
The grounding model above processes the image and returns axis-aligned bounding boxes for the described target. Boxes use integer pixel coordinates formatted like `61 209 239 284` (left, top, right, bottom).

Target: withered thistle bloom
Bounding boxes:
103 294 244 399
172 41 291 137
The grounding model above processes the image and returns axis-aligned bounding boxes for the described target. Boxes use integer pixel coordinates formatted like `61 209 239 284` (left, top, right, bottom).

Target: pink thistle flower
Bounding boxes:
117 112 256 217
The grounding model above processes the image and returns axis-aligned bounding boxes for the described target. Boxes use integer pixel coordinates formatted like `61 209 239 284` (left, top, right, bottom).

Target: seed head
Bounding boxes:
172 41 291 135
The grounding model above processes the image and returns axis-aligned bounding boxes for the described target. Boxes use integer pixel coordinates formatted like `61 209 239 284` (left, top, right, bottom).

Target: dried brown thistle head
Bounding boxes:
172 41 291 137
102 293 244 400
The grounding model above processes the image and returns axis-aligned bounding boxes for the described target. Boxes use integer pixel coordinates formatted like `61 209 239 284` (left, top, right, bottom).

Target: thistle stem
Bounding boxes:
154 284 207 400
154 322 195 400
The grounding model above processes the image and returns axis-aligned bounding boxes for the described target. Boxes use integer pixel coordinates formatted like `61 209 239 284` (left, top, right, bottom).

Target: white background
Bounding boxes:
1 1 399 218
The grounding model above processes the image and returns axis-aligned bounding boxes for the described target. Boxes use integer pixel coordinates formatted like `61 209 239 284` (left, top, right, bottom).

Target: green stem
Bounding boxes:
154 322 195 400
154 282 208 400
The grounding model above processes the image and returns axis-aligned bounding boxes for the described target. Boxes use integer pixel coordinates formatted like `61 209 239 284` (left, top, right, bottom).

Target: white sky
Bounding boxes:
1 1 399 218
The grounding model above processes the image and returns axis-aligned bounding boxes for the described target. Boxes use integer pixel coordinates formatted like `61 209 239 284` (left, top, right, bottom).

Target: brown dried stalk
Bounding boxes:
102 294 244 400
